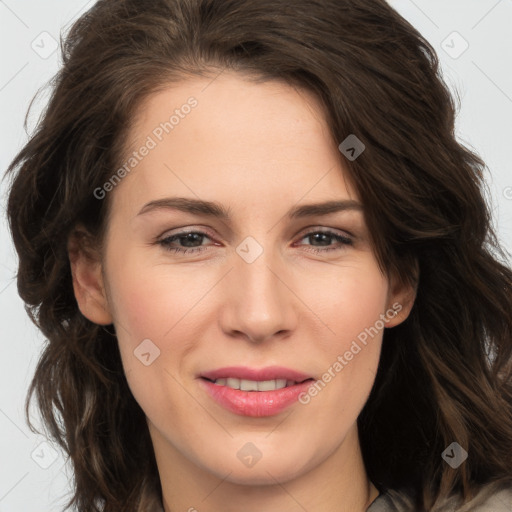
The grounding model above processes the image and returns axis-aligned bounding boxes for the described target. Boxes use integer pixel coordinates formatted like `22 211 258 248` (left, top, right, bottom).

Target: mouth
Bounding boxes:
198 366 316 417
201 376 313 391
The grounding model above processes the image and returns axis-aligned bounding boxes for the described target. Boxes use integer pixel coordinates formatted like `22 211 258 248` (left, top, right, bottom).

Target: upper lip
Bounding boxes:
200 366 313 382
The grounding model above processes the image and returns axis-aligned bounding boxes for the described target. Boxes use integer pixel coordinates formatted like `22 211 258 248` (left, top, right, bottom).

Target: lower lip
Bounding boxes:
199 378 315 417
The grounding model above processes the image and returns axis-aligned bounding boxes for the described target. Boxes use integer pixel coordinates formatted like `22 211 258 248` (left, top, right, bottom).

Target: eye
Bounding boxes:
158 230 214 254
157 228 353 255
295 229 353 254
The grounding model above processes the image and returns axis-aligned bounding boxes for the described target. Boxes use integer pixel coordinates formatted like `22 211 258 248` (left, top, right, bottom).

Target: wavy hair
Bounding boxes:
5 0 512 510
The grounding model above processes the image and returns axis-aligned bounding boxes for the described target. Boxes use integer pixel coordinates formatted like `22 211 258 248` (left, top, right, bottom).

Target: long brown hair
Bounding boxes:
5 0 512 510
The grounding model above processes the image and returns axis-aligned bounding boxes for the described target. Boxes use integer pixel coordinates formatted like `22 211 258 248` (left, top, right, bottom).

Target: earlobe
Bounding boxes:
386 289 416 328
385 261 419 328
67 229 113 325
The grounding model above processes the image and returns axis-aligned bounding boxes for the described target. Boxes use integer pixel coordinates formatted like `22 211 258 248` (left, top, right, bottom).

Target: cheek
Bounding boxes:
106 250 202 340
103 253 201 389
303 263 388 408
104 256 199 428
308 260 389 349
340 274 388 342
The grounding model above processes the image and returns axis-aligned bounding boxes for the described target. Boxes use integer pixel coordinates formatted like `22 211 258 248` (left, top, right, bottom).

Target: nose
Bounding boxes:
219 244 298 344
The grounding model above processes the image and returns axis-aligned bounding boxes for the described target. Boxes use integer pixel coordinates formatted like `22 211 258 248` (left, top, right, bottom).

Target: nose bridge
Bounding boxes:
222 235 295 342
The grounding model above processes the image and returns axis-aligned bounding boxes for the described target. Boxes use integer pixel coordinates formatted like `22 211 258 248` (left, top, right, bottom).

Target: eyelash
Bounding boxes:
157 229 353 255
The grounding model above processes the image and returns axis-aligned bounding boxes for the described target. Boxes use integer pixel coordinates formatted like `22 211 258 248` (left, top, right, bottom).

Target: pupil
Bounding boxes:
182 233 202 247
311 233 330 246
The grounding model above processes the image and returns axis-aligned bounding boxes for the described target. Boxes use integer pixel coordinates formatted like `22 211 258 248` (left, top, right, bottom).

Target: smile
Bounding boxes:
199 366 316 417
206 377 304 391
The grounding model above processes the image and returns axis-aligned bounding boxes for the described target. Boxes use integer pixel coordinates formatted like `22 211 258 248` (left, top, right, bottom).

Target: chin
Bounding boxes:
204 454 310 486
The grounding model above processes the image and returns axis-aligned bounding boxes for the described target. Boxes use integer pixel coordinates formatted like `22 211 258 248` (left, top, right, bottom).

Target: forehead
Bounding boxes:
108 71 359 216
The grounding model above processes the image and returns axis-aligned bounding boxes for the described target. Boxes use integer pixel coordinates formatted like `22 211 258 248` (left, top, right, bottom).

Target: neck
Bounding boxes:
151 422 380 512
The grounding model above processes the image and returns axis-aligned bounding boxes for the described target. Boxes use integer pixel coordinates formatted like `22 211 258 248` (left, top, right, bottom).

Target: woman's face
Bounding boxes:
72 71 413 488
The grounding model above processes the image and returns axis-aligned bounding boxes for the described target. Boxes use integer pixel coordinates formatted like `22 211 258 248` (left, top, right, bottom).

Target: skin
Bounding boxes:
69 71 416 512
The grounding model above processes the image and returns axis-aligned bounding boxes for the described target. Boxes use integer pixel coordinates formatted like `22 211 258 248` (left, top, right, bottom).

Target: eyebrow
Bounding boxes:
137 197 363 220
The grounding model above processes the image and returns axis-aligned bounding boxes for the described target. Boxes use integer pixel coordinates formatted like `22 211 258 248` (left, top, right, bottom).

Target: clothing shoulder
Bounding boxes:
367 483 512 512
451 483 512 512
366 487 415 511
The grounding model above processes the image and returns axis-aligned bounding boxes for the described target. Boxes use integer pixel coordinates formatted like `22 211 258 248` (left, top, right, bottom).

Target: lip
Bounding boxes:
198 366 315 417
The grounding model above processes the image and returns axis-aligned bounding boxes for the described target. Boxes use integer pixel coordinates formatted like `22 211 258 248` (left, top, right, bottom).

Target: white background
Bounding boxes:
1 1 511 510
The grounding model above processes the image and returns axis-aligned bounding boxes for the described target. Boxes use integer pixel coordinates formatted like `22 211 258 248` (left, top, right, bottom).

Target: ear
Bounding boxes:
67 227 113 325
385 259 418 328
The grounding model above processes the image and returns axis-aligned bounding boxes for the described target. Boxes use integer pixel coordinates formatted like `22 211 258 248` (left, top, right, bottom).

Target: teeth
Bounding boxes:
240 379 259 391
257 379 287 391
226 377 240 389
212 378 295 391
